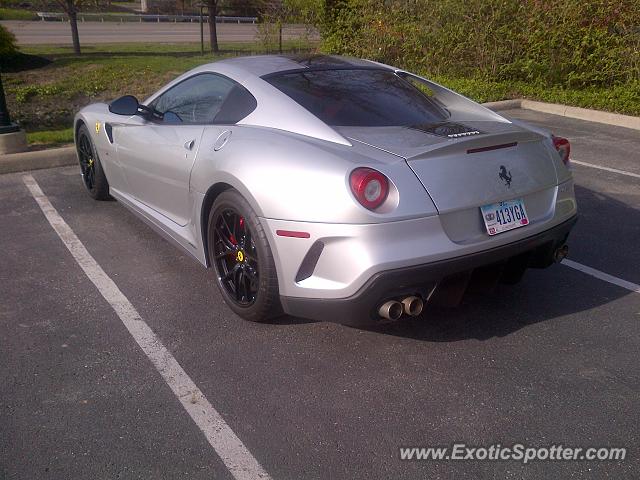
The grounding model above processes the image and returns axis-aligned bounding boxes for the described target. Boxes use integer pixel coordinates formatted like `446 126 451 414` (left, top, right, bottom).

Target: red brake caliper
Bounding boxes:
229 217 244 246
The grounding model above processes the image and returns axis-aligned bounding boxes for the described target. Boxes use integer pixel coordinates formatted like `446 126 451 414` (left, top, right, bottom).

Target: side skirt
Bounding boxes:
109 187 207 267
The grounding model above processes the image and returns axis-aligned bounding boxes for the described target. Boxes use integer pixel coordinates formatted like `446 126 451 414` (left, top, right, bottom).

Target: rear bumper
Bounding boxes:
280 215 577 325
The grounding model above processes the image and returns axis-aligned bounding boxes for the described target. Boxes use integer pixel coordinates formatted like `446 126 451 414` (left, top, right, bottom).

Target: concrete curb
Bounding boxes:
482 99 523 111
0 146 76 175
483 99 640 131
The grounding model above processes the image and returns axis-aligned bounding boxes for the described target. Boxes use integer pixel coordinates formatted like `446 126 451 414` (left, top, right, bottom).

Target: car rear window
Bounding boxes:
265 69 449 127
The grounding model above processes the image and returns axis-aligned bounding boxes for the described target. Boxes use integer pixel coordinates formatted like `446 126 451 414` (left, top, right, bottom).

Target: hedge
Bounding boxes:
319 0 640 89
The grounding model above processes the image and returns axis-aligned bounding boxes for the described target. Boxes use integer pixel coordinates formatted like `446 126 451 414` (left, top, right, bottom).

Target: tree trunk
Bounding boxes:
208 0 218 54
68 7 80 55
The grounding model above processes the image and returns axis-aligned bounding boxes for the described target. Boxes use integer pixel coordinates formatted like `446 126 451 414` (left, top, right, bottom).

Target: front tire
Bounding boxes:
207 190 281 322
76 124 110 200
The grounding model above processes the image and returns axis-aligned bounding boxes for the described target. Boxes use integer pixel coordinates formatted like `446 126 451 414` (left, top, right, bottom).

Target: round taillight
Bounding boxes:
552 135 571 166
349 168 389 210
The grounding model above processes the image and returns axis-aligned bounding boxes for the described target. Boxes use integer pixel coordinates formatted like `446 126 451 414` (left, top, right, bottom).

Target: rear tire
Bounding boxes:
207 190 281 322
76 124 110 200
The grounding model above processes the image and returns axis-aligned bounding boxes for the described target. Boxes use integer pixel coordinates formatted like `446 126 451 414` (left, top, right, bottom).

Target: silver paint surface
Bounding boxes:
74 55 577 301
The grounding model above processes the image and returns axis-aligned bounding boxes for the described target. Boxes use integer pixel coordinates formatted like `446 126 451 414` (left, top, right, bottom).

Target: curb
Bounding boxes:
0 146 76 175
482 99 523 111
482 99 640 131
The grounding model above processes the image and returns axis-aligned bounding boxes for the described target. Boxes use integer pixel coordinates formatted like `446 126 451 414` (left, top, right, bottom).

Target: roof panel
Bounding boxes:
209 54 382 77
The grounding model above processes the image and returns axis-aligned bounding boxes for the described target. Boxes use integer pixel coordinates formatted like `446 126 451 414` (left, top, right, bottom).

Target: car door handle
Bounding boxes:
213 130 232 151
184 139 195 151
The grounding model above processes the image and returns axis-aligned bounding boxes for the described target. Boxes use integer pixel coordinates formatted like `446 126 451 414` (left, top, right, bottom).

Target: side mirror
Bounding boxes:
109 95 140 116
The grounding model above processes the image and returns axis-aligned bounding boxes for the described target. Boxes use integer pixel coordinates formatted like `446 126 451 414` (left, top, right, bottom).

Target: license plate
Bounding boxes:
480 199 529 236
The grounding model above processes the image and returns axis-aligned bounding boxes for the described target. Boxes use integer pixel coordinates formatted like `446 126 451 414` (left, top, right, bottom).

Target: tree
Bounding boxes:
53 0 83 55
0 24 18 62
207 0 219 53
259 0 321 53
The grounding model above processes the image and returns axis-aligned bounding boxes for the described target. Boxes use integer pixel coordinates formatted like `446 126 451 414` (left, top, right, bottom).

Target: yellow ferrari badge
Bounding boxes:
236 250 245 262
95 122 101 134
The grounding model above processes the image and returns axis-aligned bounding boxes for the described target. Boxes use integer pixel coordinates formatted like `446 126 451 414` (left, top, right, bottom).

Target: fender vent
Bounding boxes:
295 241 324 282
105 123 114 143
411 122 481 138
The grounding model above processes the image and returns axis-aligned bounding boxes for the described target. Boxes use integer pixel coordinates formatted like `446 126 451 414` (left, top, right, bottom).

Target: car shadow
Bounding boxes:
276 184 636 340
360 270 612 342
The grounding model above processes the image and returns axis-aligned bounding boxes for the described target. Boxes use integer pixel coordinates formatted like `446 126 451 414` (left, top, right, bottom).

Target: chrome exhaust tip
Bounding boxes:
401 296 424 316
553 244 569 263
378 300 403 321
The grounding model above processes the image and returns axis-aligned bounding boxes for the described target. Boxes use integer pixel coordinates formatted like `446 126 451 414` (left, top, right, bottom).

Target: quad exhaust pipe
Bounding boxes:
553 244 569 263
401 296 424 316
378 300 404 321
378 295 425 320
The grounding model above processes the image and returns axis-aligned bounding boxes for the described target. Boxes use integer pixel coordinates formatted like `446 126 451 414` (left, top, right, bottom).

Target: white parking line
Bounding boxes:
572 160 640 179
562 259 640 294
22 174 271 480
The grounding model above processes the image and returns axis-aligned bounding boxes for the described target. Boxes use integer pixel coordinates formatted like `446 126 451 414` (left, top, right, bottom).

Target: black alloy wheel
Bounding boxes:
78 131 96 191
76 124 110 200
207 190 281 322
213 208 260 306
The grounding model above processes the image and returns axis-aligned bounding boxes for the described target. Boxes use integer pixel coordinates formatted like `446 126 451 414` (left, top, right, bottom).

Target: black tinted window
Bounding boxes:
266 69 448 127
215 84 258 124
152 73 237 124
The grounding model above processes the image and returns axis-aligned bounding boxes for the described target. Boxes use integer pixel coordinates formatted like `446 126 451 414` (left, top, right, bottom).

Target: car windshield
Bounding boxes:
265 68 449 127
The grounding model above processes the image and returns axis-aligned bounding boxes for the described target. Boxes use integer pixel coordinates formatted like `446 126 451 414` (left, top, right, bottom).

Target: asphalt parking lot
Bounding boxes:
1 109 638 479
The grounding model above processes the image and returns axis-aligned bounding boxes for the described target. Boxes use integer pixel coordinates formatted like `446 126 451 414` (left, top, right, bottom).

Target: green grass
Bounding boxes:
26 128 74 146
22 41 312 57
0 8 37 20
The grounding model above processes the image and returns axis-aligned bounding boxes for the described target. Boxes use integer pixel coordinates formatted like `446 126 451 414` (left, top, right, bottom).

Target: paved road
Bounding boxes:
1 110 638 479
1 20 316 45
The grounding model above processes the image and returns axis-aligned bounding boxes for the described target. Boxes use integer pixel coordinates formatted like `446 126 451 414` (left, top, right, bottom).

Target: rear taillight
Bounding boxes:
349 167 389 210
552 135 571 166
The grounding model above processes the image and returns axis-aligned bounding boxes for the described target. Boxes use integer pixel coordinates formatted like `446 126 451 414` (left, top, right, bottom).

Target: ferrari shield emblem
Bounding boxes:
95 122 101 134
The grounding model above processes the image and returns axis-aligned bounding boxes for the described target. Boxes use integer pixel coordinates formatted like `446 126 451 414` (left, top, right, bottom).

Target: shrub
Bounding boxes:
318 0 640 89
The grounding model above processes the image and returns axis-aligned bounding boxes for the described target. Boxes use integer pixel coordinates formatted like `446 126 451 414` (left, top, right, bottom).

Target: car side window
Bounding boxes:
215 84 258 124
151 73 237 125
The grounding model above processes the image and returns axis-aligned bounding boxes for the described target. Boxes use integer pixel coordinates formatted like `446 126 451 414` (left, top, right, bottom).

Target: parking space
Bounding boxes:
1 110 639 479
1 171 233 478
503 109 640 284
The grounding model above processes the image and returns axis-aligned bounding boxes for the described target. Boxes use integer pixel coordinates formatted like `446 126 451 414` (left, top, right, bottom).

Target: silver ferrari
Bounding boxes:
73 54 577 325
